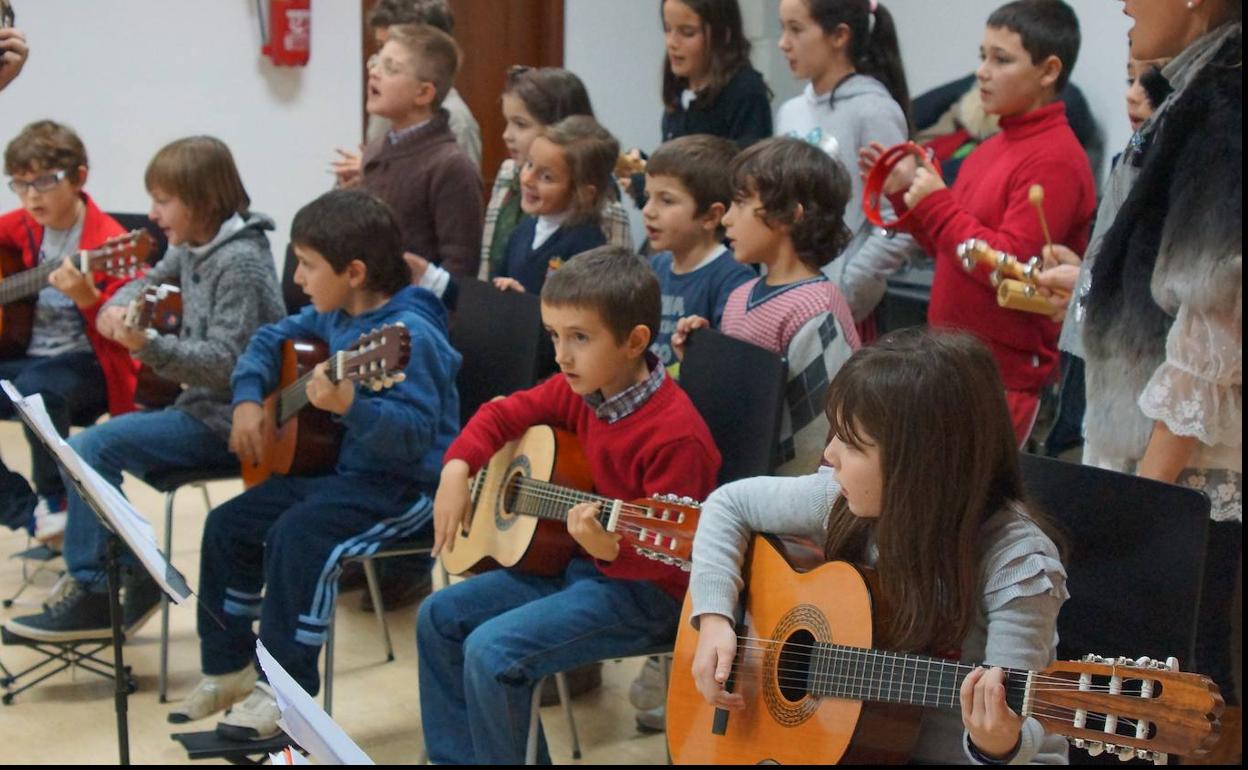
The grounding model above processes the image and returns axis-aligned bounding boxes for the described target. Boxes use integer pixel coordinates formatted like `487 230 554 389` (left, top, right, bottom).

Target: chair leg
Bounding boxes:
662 654 673 764
554 670 582 760
324 606 335 717
525 677 544 765
196 482 212 512
360 559 394 662
159 488 176 703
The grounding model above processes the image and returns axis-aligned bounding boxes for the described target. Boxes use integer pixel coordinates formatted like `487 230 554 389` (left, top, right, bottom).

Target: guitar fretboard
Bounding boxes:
275 352 344 424
0 259 65 306
500 474 616 529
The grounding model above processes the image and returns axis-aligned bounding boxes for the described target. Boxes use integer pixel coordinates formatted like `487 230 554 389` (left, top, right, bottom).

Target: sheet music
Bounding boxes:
269 748 312 765
2 380 191 604
257 641 375 765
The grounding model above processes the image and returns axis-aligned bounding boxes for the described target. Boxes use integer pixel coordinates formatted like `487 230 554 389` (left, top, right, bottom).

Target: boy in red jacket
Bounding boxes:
419 245 720 764
862 0 1095 443
0 120 137 539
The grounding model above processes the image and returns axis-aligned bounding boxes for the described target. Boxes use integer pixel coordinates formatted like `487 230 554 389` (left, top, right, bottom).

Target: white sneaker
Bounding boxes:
33 497 67 545
168 667 258 724
217 681 282 741
628 656 667 711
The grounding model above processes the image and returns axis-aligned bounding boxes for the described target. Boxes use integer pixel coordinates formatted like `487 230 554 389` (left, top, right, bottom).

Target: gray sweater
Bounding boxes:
690 469 1070 764
106 213 286 441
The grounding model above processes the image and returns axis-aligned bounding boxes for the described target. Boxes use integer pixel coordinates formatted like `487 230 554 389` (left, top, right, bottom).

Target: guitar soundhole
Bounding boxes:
777 630 816 703
494 459 531 533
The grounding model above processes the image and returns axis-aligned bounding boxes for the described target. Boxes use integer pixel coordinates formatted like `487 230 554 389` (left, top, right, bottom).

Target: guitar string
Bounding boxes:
0 235 142 302
502 475 695 522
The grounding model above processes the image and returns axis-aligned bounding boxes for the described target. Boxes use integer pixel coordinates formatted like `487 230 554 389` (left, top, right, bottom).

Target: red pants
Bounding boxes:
1005 389 1041 447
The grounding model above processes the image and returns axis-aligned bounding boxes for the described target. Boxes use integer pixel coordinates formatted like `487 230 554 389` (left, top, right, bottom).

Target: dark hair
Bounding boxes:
144 136 250 236
290 189 411 296
730 137 851 270
386 23 461 107
502 66 595 125
802 0 912 132
987 0 1081 92
5 120 89 182
822 328 1063 651
661 0 762 112
368 0 454 34
541 245 661 345
645 134 738 216
537 116 619 227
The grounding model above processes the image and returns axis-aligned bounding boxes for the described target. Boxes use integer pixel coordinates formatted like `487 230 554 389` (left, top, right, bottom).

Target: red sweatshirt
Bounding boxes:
444 373 721 599
895 101 1095 392
0 194 140 415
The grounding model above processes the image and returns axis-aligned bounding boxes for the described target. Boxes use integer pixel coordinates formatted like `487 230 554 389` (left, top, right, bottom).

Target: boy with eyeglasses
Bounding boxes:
0 120 137 541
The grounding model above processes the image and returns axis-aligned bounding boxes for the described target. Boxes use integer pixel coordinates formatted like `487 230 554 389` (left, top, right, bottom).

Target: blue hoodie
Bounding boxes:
231 285 461 488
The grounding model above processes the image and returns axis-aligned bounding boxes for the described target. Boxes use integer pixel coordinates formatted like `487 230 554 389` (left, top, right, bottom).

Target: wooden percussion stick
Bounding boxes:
1028 184 1054 255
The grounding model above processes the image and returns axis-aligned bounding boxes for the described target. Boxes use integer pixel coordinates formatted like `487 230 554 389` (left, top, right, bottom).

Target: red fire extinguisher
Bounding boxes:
262 0 311 67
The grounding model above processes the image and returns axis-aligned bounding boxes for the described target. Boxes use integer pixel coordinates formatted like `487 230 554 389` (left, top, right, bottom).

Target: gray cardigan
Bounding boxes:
106 213 286 442
689 469 1070 764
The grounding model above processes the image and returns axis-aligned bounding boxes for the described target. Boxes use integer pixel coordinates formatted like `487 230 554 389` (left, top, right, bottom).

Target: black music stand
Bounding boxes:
3 383 191 765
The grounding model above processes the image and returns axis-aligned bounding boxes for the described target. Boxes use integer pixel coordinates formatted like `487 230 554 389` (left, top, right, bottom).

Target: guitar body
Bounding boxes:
132 286 184 409
240 339 344 488
441 425 591 577
0 245 34 359
667 535 922 765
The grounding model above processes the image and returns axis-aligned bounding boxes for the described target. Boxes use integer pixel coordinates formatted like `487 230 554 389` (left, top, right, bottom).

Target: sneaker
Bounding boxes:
122 569 163 637
33 495 68 546
217 681 282 741
635 703 667 733
628 656 667 711
168 667 258 724
3 577 112 642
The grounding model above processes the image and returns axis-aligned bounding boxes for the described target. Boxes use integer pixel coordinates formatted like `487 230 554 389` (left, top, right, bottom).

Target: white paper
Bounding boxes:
269 748 312 765
2 380 191 604
256 641 375 765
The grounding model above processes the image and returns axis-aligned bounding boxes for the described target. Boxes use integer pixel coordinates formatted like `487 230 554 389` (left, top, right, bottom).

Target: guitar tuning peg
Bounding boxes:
393 373 406 383
1085 740 1105 757
370 380 384 392
1164 656 1178 671
1133 656 1151 668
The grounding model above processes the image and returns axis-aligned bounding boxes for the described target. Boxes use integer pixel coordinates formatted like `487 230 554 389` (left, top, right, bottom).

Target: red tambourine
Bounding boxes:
861 141 941 230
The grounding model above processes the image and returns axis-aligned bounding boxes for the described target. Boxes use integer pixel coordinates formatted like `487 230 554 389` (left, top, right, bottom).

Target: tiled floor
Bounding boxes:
0 420 668 764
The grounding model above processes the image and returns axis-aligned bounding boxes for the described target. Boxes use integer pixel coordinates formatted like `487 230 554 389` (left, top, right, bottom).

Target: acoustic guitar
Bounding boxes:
240 323 411 488
0 230 155 358
666 534 1224 765
123 282 183 408
440 424 702 578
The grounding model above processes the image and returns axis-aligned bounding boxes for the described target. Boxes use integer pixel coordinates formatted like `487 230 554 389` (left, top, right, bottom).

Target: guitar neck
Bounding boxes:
0 259 61 306
802 644 1029 714
476 470 618 529
275 352 345 424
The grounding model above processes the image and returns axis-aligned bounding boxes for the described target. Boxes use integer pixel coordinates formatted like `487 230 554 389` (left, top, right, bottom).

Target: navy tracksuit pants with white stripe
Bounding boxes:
197 473 432 695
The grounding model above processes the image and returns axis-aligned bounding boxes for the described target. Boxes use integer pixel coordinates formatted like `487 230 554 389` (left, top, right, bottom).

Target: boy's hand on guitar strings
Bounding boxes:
960 665 1023 761
229 401 269 469
306 362 355 415
95 304 128 339
432 460 471 557
566 502 621 562
691 614 746 711
49 257 101 308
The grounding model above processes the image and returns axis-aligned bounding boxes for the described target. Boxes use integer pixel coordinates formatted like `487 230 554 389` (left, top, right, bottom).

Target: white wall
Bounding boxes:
0 0 362 264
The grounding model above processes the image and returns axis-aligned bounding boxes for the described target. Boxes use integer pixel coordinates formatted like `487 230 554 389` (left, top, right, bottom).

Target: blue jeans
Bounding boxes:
61 408 235 588
416 558 682 764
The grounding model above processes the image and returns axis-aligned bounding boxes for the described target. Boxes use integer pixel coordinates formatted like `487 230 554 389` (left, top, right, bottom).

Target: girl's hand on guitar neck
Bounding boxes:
566 502 621 562
960 666 1024 761
306 362 355 415
432 460 472 557
691 613 746 711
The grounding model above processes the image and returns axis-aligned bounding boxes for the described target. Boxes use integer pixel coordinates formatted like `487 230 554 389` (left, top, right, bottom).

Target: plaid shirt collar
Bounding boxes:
583 352 665 424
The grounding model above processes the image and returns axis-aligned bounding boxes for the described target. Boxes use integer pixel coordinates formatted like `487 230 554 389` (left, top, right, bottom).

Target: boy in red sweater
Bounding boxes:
861 0 1094 443
418 245 720 764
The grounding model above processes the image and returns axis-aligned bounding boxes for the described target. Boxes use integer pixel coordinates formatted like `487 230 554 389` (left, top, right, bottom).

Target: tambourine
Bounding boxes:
861 141 940 230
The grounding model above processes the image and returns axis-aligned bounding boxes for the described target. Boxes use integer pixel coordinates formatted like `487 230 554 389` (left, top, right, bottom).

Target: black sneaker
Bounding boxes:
3 578 113 642
123 569 163 637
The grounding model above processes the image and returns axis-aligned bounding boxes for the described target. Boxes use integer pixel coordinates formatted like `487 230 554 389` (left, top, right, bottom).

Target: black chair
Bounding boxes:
1019 454 1211 764
680 329 787 485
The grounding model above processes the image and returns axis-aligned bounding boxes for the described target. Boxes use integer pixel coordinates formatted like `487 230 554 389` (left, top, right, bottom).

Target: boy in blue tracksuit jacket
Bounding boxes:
177 190 461 740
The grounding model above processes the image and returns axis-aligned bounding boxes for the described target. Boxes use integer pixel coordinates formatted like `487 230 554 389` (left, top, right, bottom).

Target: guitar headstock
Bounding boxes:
85 230 156 278
338 322 412 391
124 283 180 331
621 494 702 571
1033 655 1223 762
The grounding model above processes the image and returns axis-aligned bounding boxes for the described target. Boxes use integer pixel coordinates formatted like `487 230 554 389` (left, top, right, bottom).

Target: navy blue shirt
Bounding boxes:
500 216 607 294
650 247 755 367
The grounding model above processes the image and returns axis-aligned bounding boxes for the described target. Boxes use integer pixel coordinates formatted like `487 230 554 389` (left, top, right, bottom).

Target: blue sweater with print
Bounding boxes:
231 285 461 487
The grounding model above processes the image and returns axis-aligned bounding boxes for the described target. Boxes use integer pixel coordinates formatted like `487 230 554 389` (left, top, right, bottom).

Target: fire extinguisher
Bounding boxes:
260 0 311 67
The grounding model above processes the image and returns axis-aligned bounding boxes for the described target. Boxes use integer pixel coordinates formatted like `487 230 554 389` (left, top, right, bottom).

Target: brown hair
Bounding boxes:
541 245 661 345
367 0 454 34
386 23 461 107
503 66 595 126
661 0 767 112
645 134 738 216
5 120 89 182
536 116 619 227
730 136 851 270
821 328 1062 652
144 136 250 236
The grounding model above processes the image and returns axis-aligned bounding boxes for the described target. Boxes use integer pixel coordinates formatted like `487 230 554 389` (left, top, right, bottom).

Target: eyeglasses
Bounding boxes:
367 53 413 77
8 169 69 195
